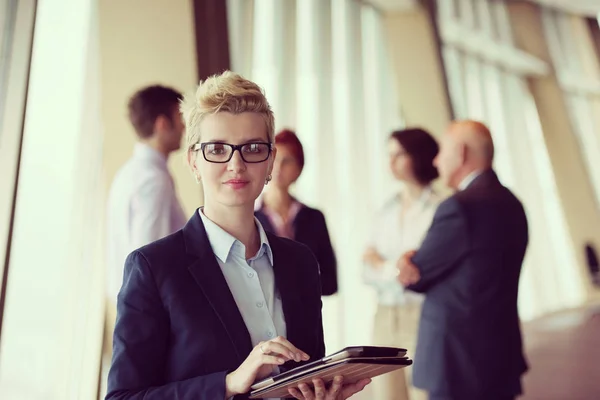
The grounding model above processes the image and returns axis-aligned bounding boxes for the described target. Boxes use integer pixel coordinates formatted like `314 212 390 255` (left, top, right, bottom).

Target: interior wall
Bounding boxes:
382 6 452 137
507 2 600 303
98 0 202 215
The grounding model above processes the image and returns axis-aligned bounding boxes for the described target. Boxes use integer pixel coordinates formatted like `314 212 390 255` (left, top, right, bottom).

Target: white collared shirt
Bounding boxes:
363 187 442 305
198 209 287 348
106 143 187 302
458 170 483 191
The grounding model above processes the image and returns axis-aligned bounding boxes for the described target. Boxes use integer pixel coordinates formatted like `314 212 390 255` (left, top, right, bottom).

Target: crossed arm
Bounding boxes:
398 197 469 293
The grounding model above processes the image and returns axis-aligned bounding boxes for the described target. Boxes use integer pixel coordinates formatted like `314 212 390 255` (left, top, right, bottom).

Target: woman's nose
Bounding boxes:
227 150 246 172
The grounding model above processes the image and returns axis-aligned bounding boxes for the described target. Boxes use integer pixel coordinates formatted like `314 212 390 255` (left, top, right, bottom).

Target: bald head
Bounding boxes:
434 120 494 189
448 120 494 168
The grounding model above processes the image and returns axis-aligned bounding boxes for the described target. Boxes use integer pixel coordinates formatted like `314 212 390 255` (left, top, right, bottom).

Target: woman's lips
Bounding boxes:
224 179 249 189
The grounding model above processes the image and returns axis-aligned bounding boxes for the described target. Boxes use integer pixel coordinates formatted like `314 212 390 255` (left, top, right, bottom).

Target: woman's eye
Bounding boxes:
208 145 226 155
244 144 261 153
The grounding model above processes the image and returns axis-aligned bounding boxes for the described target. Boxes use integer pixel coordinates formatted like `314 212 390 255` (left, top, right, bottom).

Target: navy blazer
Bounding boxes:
106 210 325 400
408 170 529 399
255 205 338 296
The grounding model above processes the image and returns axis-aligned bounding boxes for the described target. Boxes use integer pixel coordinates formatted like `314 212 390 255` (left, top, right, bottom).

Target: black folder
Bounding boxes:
249 346 412 399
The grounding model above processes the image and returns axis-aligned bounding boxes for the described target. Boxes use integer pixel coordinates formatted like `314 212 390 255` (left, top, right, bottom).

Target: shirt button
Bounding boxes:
256 302 264 308
267 331 274 338
248 272 254 278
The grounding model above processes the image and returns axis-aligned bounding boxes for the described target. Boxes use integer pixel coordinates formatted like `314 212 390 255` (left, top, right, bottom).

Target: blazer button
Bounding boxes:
256 302 264 308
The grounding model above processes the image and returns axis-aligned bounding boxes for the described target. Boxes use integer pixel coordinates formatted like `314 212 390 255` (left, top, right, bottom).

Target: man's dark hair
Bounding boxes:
128 85 183 139
390 128 439 185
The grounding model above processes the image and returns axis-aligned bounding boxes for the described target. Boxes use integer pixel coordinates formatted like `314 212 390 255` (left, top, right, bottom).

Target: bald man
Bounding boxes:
397 121 529 400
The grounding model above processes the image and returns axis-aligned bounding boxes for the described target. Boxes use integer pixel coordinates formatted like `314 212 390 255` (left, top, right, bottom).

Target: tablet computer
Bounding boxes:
249 357 412 399
251 346 406 391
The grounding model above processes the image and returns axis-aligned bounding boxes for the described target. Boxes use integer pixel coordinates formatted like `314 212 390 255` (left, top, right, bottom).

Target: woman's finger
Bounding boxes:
258 341 299 361
298 382 315 400
312 378 326 399
271 336 310 361
255 354 286 367
327 376 344 398
288 387 304 399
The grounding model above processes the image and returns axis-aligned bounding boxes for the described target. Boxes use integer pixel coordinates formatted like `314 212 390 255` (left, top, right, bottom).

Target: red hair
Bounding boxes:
275 129 305 170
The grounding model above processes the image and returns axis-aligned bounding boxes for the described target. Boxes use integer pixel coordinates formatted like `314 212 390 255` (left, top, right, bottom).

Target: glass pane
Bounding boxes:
0 0 18 137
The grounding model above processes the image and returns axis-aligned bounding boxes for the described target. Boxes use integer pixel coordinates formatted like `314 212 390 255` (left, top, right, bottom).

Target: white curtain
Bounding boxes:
542 9 600 211
227 0 402 352
0 0 105 398
437 0 585 320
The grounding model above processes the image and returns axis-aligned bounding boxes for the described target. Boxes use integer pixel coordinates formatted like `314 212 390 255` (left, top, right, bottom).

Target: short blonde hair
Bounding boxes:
180 71 275 159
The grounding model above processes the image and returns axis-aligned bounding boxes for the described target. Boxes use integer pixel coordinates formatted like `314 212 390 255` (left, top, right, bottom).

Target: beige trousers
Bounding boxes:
371 303 427 400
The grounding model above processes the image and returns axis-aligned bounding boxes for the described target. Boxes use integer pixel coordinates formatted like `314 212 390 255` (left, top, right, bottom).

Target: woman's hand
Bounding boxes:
224 336 310 398
363 247 385 268
287 376 371 400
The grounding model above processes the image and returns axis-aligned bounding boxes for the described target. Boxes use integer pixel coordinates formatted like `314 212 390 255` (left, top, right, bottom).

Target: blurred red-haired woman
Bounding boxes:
256 129 338 296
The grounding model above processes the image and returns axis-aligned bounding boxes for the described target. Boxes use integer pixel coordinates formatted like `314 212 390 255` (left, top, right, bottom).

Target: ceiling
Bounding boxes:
362 0 600 16
529 0 600 16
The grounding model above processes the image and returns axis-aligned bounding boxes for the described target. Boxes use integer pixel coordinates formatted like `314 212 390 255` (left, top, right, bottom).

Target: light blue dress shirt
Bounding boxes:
199 209 286 399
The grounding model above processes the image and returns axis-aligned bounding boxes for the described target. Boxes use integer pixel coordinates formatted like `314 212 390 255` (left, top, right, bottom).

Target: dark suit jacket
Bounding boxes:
255 205 338 296
407 170 529 399
106 210 325 400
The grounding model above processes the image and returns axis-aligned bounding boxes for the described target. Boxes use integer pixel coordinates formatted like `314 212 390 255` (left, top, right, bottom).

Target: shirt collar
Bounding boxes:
198 208 273 265
133 142 168 170
397 185 435 207
458 170 483 191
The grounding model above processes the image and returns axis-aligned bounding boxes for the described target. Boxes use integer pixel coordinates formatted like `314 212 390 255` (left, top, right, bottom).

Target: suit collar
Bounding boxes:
468 168 498 189
183 211 253 362
459 168 497 191
197 208 274 265
182 211 301 362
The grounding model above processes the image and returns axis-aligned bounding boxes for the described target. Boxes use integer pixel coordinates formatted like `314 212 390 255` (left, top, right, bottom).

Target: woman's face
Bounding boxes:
271 144 301 191
192 112 275 210
388 139 415 183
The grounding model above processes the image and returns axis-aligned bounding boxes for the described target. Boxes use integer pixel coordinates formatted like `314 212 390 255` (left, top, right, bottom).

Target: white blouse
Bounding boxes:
363 187 442 306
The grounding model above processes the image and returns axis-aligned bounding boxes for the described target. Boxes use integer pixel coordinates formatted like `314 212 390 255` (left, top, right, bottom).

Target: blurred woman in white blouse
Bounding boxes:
363 128 441 400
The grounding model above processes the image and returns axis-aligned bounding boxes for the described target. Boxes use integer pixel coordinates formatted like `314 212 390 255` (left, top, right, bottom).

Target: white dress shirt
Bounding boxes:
106 143 187 302
199 209 286 345
363 187 442 306
458 170 483 191
199 210 286 400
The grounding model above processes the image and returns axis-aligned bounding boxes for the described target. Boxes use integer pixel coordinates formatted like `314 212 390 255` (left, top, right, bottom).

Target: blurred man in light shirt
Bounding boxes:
106 85 187 306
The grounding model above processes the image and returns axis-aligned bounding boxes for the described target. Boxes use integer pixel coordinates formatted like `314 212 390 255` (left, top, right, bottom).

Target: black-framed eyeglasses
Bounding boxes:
192 142 273 163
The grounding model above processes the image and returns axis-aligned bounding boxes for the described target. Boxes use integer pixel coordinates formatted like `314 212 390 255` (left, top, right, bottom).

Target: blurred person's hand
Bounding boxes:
225 336 310 397
288 376 371 400
397 250 420 286
363 247 385 268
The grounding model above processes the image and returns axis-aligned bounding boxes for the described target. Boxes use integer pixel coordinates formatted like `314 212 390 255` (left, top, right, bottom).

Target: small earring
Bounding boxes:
265 174 272 185
195 174 201 184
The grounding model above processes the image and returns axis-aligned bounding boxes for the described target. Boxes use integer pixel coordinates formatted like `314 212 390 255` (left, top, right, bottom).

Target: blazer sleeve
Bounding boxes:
406 197 469 293
315 211 338 296
106 251 228 400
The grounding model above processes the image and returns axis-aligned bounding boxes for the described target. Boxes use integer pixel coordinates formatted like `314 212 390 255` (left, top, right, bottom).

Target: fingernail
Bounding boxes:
302 353 310 360
277 358 285 364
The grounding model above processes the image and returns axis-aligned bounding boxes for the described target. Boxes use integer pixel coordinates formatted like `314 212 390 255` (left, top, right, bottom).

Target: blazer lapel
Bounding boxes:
183 211 253 363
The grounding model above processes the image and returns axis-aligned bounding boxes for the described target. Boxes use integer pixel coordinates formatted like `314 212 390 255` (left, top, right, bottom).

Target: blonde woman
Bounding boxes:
107 71 369 400
363 128 441 400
